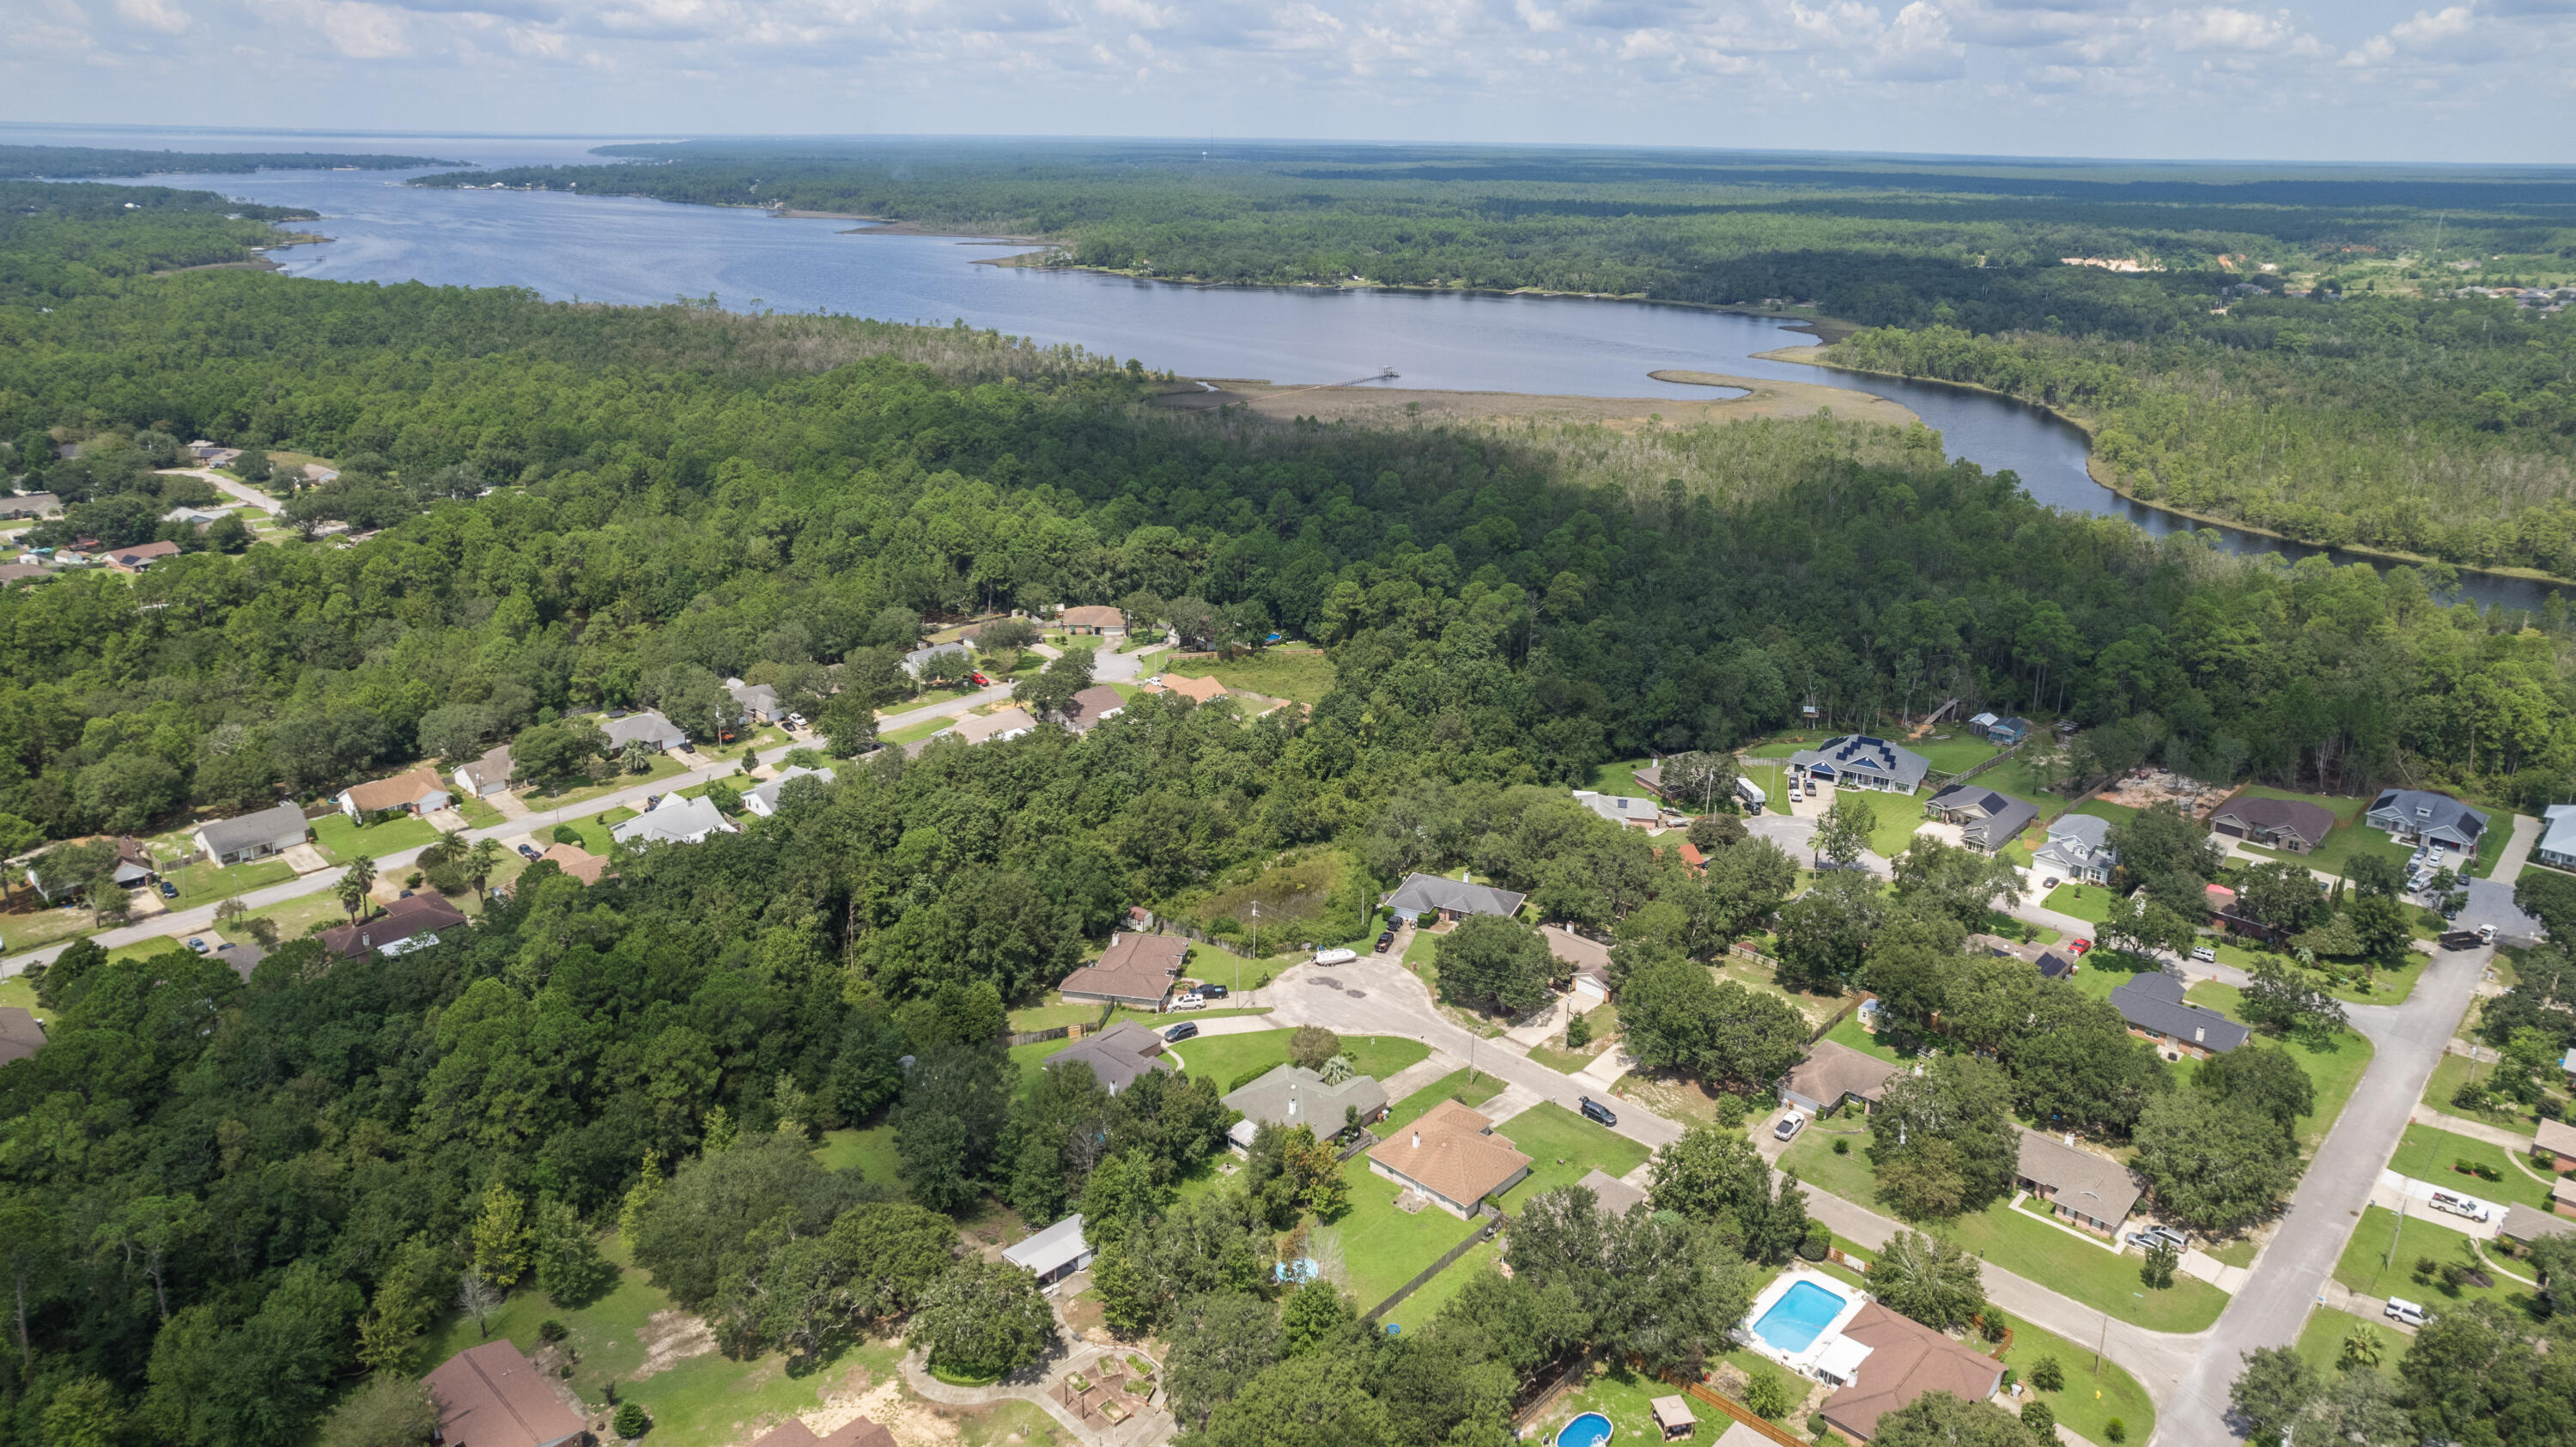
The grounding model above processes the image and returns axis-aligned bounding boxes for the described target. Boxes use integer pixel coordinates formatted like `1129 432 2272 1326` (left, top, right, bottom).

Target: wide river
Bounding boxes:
20 125 2556 610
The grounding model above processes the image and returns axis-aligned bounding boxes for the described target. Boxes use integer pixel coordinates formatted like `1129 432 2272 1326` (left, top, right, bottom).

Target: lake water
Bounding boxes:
17 124 2555 610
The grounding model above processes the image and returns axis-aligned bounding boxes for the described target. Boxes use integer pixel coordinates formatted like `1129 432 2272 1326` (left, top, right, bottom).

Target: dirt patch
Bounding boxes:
810 1377 961 1447
1059 1291 1109 1343
1150 375 1917 430
2103 769 2227 820
635 1309 718 1377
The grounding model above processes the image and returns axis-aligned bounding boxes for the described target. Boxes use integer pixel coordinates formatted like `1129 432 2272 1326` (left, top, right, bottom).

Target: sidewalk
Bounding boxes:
2408 1102 2537 1152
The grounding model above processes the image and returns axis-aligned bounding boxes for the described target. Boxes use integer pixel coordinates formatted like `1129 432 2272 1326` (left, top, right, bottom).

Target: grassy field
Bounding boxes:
1822 1010 1912 1065
1190 647 1335 705
1996 1316 2158 1447
1587 757 1658 798
1386 1240 1497 1331
1912 736 2002 773
2386 1123 2558 1209
523 751 691 809
308 810 440 863
1825 786 1937 860
1493 1103 1654 1211
809 1124 906 1195
2293 1307 2406 1383
1324 1158 1493 1311
2421 1052 2545 1131
0 976 51 1024
1165 1028 1429 1093
155 855 300 909
1383 1069 1509 1131
216 889 350 946
2333 1204 2541 1316
2069 796 2141 825
1972 753 2072 808
2166 990 2373 1151
880 714 955 745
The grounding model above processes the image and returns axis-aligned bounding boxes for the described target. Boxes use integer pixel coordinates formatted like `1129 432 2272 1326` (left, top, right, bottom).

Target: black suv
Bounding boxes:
1375 930 1396 952
1578 1097 1617 1127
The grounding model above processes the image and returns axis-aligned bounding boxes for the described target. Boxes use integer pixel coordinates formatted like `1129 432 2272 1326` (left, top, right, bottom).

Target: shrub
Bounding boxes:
1565 1010 1593 1049
2104 1419 2126 1444
1288 1025 1341 1070
1832 1138 1850 1155
1745 1370 1796 1420
1807 1414 1832 1443
538 1319 567 1342
1982 1312 2008 1343
552 824 581 845
2021 1400 2057 1442
2028 1356 2065 1393
612 1402 650 1439
1798 1224 1831 1262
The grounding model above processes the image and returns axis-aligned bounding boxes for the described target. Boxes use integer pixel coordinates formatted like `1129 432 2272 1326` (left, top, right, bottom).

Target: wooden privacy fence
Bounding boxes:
1663 1374 1813 1447
1362 1209 1502 1322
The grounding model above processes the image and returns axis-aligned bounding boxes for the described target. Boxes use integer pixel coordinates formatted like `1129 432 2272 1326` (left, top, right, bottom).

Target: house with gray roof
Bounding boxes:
2366 789 2488 857
2212 795 2338 855
2014 1129 2142 1237
1001 1213 1093 1287
1923 785 2038 852
0 1007 46 1067
1044 1021 1173 1096
2108 970 2249 1058
1383 872 1528 923
453 744 513 799
903 641 975 679
1222 1064 1388 1146
610 793 734 847
1578 1168 1649 1216
1571 790 1665 829
1778 1041 1903 1116
2033 812 2116 884
744 766 835 818
193 800 309 866
601 709 688 753
725 678 783 724
2539 805 2576 871
1787 735 1931 794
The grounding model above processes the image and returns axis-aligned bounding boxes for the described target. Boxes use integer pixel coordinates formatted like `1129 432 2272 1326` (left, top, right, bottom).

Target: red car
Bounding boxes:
969 672 992 687
2068 939 2093 955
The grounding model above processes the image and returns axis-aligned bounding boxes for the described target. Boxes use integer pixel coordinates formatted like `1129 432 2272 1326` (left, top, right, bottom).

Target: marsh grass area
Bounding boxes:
1186 647 1336 705
1160 848 1373 952
1163 375 1921 431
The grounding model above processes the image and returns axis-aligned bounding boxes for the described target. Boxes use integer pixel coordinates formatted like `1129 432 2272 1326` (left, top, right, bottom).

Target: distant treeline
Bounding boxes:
0 180 318 305
0 143 460 179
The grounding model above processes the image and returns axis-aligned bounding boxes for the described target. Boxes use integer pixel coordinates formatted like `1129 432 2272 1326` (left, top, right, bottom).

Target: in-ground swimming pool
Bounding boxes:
1751 1279 1850 1354
1556 1412 1613 1447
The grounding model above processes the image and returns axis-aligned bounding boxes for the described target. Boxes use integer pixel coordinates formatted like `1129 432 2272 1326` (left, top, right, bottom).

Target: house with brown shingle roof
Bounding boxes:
336 766 452 821
1778 1041 1903 1117
2211 795 2338 854
1062 685 1127 733
1057 932 1189 1010
0 1007 46 1067
1158 673 1227 704
1058 605 1126 636
320 893 468 960
1365 1098 1532 1218
1816 1303 2006 1441
426 1341 585 1447
106 540 182 574
2534 1116 2576 1174
747 1416 896 1447
539 842 610 885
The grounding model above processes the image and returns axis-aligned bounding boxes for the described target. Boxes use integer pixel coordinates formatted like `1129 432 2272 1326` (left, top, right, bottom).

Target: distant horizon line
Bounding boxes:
5 119 2576 178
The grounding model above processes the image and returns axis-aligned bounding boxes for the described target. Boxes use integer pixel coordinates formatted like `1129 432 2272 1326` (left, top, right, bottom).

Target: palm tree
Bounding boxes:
2340 1330 2383 1371
333 854 377 926
465 838 504 903
419 829 467 872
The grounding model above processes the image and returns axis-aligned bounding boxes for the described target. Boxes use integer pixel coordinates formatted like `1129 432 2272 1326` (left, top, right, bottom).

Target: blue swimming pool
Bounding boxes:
1752 1279 1850 1354
1557 1411 1613 1447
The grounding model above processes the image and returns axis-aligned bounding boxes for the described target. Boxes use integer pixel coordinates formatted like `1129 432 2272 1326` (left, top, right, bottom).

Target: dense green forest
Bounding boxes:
0 146 454 179
0 180 317 305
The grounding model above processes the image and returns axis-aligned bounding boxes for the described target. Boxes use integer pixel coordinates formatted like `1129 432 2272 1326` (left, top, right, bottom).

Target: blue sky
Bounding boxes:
5 0 2570 162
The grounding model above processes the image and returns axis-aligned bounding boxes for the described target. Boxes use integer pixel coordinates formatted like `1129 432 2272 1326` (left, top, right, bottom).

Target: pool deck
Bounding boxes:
1739 1268 1866 1378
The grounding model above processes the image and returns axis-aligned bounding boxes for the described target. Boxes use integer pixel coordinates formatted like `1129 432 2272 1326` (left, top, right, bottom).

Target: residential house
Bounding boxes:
610 794 734 848
1777 1041 1903 1117
216 941 266 982
0 493 62 519
1159 673 1227 704
1059 605 1127 636
0 563 55 587
1967 933 2076 981
1541 924 1614 1002
0 1007 46 1067
27 835 156 902
1674 841 1710 877
1816 1304 2007 1442
162 506 228 529
2537 805 2576 871
1572 789 1665 829
1981 716 2036 745
193 800 308 866
2210 795 2338 854
538 842 610 885
1382 872 1528 923
2533 1117 2576 1175
1061 684 1127 733
1577 1168 1649 1217
2366 789 2488 857
320 893 469 961
1966 711 2000 733
2032 813 2116 885
724 678 784 724
1922 785 2038 852
336 767 452 821
2015 1129 2142 1237
747 1416 896 1447
601 709 689 754
1057 932 1189 1010
951 706 1037 745
2499 1203 2576 1254
1786 736 1932 795
301 464 338 483
744 766 835 818
2108 971 2250 1058
1001 1213 1094 1289
453 744 513 799
426 1341 586 1447
1222 1064 1389 1147
1042 1020 1175 1095
1364 1099 1533 1218
106 541 182 574
903 641 975 679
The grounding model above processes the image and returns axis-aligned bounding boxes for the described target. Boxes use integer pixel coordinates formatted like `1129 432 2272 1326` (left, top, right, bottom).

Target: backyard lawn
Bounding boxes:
1493 1103 1654 1210
1833 787 1937 861
1912 736 2003 774
308 810 440 863
1166 1029 1429 1093
1971 753 2071 807
810 1124 906 1195
1821 1010 1912 1065
1321 1158 1494 1312
1383 1241 1498 1332
2227 787 2409 881
1996 1316 2158 1447
1525 1359 1727 1447
1586 757 1658 798
2069 796 2141 826
1383 1069 1508 1131
2333 1205 2541 1316
2386 1123 2560 1209
2293 1307 2405 1383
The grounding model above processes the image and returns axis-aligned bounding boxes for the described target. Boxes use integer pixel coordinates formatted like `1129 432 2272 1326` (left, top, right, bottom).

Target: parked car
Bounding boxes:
2385 1298 2427 1328
2041 877 2061 890
1578 1097 1618 1127
787 713 807 728
517 842 541 859
2478 923 2499 945
1199 983 1230 1000
2068 939 2093 955
1312 947 1359 967
1170 994 1206 1011
1163 1021 1200 1043
2190 945 2217 964
2429 1190 2491 1222
1375 930 1396 953
157 880 178 899
969 672 993 687
2127 1225 2188 1253
184 937 207 953
1773 1113 1806 1143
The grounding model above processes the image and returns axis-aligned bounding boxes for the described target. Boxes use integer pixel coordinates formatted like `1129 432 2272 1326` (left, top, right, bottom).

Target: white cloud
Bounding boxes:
114 0 195 33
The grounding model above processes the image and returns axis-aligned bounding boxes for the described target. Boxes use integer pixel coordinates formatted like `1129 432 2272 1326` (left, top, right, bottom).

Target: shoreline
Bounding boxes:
1151 374 1919 430
1764 345 2576 591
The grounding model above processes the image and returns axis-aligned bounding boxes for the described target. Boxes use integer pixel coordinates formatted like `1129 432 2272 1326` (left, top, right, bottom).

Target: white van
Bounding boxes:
2190 945 2217 964
2385 1298 2427 1328
1311 947 1358 967
2429 1190 2492 1222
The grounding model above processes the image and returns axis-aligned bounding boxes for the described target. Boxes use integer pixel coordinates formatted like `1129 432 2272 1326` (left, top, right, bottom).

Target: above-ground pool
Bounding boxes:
1752 1279 1850 1355
1557 1412 1613 1447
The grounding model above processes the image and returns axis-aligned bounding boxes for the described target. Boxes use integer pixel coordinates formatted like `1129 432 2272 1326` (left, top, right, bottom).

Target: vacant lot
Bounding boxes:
1168 1028 1428 1094
1190 647 1335 705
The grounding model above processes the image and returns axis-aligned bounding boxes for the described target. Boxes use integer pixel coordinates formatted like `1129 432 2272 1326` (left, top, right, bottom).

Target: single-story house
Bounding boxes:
747 1414 896 1447
337 767 452 821
2032 813 2116 885
1981 716 2036 745
611 794 735 848
1383 872 1528 923
453 744 513 799
427 1341 586 1447
903 641 975 679
0 1007 46 1067
2538 805 2576 871
1786 736 1932 795
2499 1202 2576 1252
2108 970 2250 1058
1571 789 1665 829
1816 1303 2008 1442
1222 1064 1388 1146
1062 684 1127 732
2558 1176 2576 1219
1922 785 2038 852
952 706 1037 745
744 766 835 818
106 541 182 574
162 506 228 528
1364 1098 1533 1218
301 463 338 483
725 678 784 724
2534 1117 2576 1175
1158 673 1227 704
2366 789 2488 856
2015 1129 2142 1237
601 709 689 754
1057 932 1189 1010
2211 795 2338 854
1042 1020 1174 1095
1002 1213 1094 1288
1541 923 1614 1001
217 940 267 982
1674 841 1710 876
321 893 470 961
0 563 56 587
1059 605 1127 636
538 842 610 885
0 493 63 519
1778 1041 1903 1116
1967 711 1999 733
194 800 309 866
26 835 155 902
1578 1167 1649 1217
1968 933 2077 981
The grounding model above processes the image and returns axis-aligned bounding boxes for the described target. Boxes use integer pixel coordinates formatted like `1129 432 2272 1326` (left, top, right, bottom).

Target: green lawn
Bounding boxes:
1586 757 1658 798
519 751 692 810
2069 797 2141 826
1324 1158 1493 1313
2043 882 2115 926
1839 787 1937 860
1997 1315 2157 1447
538 814 617 857
810 1124 905 1194
1822 1009 1912 1065
1383 1070 1508 1132
2293 1307 2405 1383
1527 1359 1725 1447
1780 1130 2229 1332
2333 1204 2541 1316
2387 1124 2557 1209
1913 737 2003 774
216 890 347 946
155 855 300 909
881 714 955 745
1972 753 2072 808
1743 738 1811 759
1191 648 1336 705
1494 1103 1654 1210
2166 992 2373 1151
2467 817 2510 880
0 976 51 1024
308 810 440 863
2227 787 2410 881
1165 1029 1429 1094
2422 1052 2545 1131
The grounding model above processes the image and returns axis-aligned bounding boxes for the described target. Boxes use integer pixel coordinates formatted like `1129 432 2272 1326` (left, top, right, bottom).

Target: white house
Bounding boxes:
610 794 736 847
601 709 689 754
453 744 513 799
193 800 309 866
744 766 835 818
2538 805 2576 872
2032 813 2117 885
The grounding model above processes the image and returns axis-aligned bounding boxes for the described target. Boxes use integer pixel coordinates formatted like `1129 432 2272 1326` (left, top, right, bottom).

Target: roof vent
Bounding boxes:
2194 1026 2206 1043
